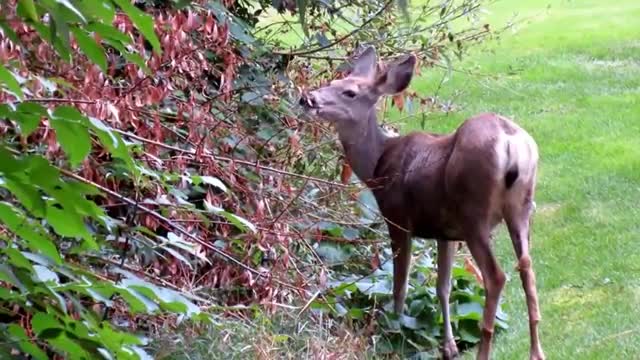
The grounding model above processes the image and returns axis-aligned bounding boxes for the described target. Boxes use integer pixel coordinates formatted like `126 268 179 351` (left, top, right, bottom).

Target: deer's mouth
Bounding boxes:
298 93 319 109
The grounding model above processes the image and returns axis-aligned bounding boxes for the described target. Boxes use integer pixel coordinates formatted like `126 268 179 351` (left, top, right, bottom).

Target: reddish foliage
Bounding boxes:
0 0 316 311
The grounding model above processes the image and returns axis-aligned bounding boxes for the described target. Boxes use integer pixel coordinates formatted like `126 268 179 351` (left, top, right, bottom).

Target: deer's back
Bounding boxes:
371 113 538 240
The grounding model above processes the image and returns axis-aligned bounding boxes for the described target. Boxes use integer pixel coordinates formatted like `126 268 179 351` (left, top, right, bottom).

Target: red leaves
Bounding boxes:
0 1 358 312
185 10 201 32
340 160 352 184
464 256 484 284
370 246 381 270
392 93 405 111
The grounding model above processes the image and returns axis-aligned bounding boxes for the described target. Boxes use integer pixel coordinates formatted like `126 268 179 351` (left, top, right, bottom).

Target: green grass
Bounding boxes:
390 0 640 358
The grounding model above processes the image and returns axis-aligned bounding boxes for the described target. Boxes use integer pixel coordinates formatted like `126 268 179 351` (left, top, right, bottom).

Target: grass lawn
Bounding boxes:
389 0 640 358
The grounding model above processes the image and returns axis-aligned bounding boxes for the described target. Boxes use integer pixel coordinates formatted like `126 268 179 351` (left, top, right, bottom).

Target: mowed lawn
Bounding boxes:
390 0 640 358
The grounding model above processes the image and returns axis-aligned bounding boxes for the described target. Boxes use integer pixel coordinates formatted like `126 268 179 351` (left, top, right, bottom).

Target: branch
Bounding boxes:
109 127 352 189
49 165 303 293
273 0 394 57
11 97 353 188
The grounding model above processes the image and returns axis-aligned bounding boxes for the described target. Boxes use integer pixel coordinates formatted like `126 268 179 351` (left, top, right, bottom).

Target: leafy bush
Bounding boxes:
317 239 508 357
0 0 509 358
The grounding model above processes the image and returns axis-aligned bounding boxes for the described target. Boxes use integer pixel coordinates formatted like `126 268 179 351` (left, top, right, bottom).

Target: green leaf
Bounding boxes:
0 202 63 264
3 178 46 217
296 0 308 37
86 22 130 44
166 232 210 263
45 204 96 249
16 101 46 135
4 247 34 270
88 117 135 171
47 333 90 359
85 287 114 306
78 0 115 22
358 189 379 223
23 157 104 222
0 146 22 173
348 307 365 319
70 26 107 72
203 200 256 233
112 0 161 54
33 264 60 284
458 321 481 343
95 324 143 350
194 175 228 192
101 37 149 73
50 106 91 167
17 0 39 22
0 264 28 293
49 5 71 60
116 268 200 316
455 301 483 320
0 65 24 99
162 246 193 269
400 314 420 329
31 312 63 337
8 324 49 360
354 277 393 296
57 0 87 22
123 52 149 72
116 286 159 314
396 0 410 22
240 90 264 106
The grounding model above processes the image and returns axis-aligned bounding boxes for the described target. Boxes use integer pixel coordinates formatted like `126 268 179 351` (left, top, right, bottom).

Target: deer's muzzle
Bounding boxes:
298 93 318 108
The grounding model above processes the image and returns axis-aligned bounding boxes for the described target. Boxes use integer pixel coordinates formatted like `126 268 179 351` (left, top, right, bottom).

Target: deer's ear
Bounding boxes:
349 46 377 79
374 54 416 95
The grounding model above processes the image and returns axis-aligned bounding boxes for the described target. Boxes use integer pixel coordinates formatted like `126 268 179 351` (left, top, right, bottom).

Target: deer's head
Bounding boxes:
299 46 417 126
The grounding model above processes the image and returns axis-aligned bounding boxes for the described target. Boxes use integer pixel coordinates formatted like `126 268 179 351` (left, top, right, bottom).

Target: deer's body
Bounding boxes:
371 113 538 242
300 47 544 360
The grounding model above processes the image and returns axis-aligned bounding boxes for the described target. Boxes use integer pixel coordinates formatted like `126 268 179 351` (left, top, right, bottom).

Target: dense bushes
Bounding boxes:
0 0 505 358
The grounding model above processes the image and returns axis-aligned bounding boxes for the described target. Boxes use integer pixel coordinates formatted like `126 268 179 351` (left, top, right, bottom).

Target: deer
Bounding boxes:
298 46 545 360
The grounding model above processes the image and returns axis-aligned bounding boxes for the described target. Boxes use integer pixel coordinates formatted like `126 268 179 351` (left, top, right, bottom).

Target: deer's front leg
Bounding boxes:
437 240 459 359
389 224 412 314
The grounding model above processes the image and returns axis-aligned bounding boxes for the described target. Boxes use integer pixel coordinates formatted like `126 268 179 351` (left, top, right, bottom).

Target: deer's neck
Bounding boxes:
336 109 386 183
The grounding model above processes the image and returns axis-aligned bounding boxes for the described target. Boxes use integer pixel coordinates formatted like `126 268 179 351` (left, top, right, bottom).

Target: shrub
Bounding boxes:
0 0 506 358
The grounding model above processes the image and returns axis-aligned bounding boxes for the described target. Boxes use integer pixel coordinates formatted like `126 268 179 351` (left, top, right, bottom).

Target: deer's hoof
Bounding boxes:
530 350 546 360
442 338 459 359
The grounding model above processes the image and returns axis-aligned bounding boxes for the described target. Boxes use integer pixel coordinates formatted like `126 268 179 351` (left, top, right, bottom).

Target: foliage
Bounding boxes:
0 0 506 358
310 239 508 357
150 307 375 359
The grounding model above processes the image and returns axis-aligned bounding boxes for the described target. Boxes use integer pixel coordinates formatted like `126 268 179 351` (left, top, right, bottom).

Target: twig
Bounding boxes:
270 177 310 227
273 0 393 57
296 290 321 318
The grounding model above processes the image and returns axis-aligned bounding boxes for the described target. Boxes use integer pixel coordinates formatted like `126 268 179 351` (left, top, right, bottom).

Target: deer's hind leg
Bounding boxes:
504 183 545 360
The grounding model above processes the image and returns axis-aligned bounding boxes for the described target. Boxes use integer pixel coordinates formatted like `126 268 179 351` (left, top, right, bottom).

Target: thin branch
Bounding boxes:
273 0 394 57
270 177 310 227
109 127 351 188
52 167 302 292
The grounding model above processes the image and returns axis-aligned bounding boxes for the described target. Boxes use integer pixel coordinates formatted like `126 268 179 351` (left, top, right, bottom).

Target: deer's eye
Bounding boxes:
342 90 357 98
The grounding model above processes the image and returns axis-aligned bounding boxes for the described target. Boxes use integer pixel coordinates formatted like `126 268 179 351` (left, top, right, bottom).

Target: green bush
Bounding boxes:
0 0 506 358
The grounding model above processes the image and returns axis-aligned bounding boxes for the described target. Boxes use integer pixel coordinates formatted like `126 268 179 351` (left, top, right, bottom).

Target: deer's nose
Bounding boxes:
299 93 318 108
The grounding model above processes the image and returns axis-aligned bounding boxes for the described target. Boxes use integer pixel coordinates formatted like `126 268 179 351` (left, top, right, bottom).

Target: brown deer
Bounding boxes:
299 46 545 360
